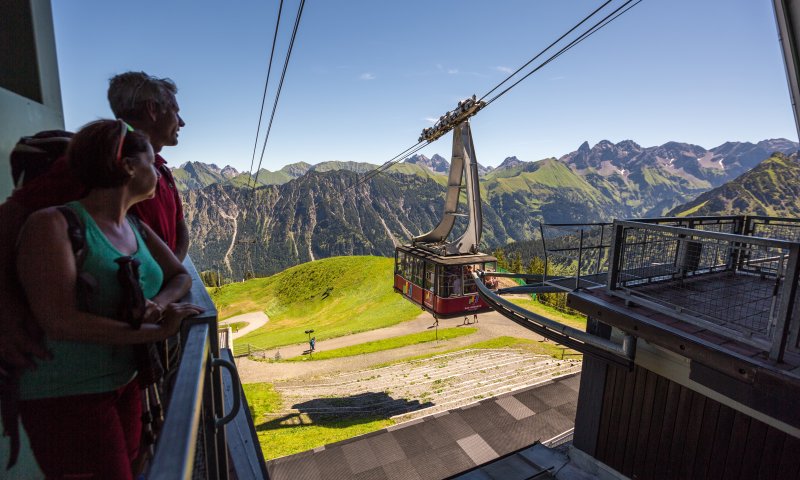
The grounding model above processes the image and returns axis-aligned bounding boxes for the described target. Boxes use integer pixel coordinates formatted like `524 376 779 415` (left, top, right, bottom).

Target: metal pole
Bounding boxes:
576 229 584 290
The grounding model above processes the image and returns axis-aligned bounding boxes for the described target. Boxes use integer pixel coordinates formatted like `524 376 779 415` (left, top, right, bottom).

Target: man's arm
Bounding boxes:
0 201 50 375
174 217 189 261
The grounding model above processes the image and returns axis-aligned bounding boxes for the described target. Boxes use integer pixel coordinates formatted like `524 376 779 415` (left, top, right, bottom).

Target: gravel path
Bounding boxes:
235 309 561 383
220 311 270 339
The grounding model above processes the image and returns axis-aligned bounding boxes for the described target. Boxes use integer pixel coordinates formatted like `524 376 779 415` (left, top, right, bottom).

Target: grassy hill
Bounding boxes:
669 154 800 217
210 256 421 349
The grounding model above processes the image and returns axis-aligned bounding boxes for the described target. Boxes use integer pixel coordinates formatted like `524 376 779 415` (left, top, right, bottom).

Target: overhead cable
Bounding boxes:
250 0 307 196
483 0 640 107
478 0 615 103
347 0 641 194
247 0 285 191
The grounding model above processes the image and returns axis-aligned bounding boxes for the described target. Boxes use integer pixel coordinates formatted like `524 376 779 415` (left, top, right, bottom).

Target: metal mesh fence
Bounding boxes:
747 217 800 242
610 220 798 346
541 223 613 284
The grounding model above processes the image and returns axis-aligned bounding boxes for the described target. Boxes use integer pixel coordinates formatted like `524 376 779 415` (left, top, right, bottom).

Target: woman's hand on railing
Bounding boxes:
160 303 205 337
143 299 165 325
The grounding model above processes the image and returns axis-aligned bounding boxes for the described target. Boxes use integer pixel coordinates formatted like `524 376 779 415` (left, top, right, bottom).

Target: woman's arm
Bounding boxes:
140 221 192 308
16 209 198 344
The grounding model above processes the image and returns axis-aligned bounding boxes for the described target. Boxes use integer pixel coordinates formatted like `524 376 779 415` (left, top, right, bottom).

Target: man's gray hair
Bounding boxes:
108 71 178 121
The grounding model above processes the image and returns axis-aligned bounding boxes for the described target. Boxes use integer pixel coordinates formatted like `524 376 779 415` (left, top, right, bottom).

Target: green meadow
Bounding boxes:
210 256 421 352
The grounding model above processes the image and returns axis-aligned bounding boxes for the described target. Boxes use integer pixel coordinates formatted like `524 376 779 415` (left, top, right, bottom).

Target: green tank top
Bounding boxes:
20 201 164 399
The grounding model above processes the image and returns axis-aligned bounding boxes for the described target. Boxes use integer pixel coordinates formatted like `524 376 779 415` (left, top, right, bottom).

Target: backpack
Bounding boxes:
10 130 73 188
1 206 162 470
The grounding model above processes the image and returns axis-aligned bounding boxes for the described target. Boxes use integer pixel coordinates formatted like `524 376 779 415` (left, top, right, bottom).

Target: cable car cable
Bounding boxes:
346 0 641 195
354 141 430 189
484 0 640 107
344 140 429 193
478 0 614 103
246 0 285 191
250 0 307 197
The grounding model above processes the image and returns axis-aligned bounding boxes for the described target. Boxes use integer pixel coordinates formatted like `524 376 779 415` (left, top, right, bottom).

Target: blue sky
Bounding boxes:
52 0 796 174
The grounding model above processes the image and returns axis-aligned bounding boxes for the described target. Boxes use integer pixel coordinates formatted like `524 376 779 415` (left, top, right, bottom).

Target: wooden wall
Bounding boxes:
574 358 800 480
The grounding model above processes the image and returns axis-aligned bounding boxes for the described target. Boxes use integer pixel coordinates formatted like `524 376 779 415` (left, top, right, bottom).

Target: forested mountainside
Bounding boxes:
181 139 797 279
183 168 512 278
668 153 800 217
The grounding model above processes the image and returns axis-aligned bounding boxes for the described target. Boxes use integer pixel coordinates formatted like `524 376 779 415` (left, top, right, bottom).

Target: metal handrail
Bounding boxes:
149 323 210 480
615 219 799 249
473 271 635 366
146 257 256 480
607 219 800 362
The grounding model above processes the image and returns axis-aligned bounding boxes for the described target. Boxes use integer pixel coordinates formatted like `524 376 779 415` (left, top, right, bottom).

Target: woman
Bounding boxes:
15 119 203 479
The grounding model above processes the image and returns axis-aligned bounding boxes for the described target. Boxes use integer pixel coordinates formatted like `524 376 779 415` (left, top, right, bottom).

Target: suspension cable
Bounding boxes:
246 0 285 190
478 0 614 102
346 0 641 195
484 0 639 107
250 0 307 197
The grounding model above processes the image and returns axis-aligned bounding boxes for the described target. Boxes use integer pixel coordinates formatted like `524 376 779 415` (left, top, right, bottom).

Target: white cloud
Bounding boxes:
495 66 513 74
359 72 376 80
447 69 459 75
424 117 438 124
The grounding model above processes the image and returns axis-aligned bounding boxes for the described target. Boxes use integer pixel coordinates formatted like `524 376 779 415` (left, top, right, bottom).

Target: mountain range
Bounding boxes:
668 152 800 217
176 138 798 279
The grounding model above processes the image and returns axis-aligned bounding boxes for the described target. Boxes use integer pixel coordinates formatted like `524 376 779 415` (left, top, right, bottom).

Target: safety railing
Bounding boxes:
539 222 613 290
148 258 267 480
607 219 800 362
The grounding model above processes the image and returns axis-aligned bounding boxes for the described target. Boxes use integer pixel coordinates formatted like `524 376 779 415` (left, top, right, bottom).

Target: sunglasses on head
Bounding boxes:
115 119 134 165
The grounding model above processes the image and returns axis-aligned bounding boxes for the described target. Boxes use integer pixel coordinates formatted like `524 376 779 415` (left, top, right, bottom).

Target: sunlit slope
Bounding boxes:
669 154 800 217
483 158 619 239
211 256 421 349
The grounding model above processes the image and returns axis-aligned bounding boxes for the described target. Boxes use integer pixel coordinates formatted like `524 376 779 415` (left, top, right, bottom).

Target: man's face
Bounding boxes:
151 95 185 150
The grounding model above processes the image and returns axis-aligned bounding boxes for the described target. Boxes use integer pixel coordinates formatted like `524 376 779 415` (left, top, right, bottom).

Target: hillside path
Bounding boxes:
234 308 562 383
220 311 269 339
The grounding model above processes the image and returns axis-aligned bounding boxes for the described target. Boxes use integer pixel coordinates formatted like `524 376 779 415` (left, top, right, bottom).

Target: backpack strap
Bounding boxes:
56 205 87 267
56 205 97 311
127 213 148 242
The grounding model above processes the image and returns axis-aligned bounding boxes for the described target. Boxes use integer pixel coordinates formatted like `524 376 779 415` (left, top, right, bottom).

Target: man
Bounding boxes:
107 72 189 260
0 71 189 412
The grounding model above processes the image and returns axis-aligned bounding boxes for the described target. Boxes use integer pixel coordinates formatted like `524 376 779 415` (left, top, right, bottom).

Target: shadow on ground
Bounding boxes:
256 391 433 432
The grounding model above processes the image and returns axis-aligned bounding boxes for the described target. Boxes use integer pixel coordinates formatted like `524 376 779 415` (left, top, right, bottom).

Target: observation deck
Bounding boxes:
562 216 800 479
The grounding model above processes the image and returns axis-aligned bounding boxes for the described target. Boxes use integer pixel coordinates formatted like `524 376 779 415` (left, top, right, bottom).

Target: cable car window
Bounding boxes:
463 265 478 294
436 265 449 297
425 263 434 291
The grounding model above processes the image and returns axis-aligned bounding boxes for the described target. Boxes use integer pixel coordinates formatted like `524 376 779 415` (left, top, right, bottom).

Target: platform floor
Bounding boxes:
266 373 580 480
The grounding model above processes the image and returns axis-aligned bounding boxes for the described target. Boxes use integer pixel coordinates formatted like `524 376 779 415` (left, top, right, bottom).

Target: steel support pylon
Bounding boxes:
413 120 483 255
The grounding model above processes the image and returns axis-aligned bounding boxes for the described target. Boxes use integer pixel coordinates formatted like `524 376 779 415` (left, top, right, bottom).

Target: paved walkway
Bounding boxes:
220 311 269 339
234 309 568 383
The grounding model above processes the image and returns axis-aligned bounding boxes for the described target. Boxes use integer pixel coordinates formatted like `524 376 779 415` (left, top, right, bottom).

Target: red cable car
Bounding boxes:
394 107 497 319
394 246 497 318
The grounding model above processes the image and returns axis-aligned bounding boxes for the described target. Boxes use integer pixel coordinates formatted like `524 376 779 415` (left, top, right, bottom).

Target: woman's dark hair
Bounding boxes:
67 119 151 189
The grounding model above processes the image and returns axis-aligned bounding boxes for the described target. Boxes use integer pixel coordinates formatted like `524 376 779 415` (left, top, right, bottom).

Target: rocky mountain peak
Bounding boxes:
497 156 525 170
220 165 239 178
405 154 450 174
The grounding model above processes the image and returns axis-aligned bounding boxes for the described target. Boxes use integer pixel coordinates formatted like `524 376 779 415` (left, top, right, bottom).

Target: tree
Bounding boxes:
494 248 507 270
510 252 523 274
527 256 545 275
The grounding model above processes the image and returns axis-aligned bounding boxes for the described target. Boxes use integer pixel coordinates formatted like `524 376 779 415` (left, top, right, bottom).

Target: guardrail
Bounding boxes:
147 258 267 479
540 222 613 290
607 218 800 362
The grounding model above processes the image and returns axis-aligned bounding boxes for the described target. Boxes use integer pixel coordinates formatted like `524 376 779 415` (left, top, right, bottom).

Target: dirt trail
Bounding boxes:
220 311 269 339
234 310 560 383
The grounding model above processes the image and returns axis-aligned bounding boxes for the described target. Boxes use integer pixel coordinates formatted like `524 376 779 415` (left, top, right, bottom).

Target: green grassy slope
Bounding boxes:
211 256 421 350
669 154 800 217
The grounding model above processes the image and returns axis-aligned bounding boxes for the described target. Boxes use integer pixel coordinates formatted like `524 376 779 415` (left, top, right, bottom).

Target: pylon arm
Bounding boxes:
413 120 483 255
